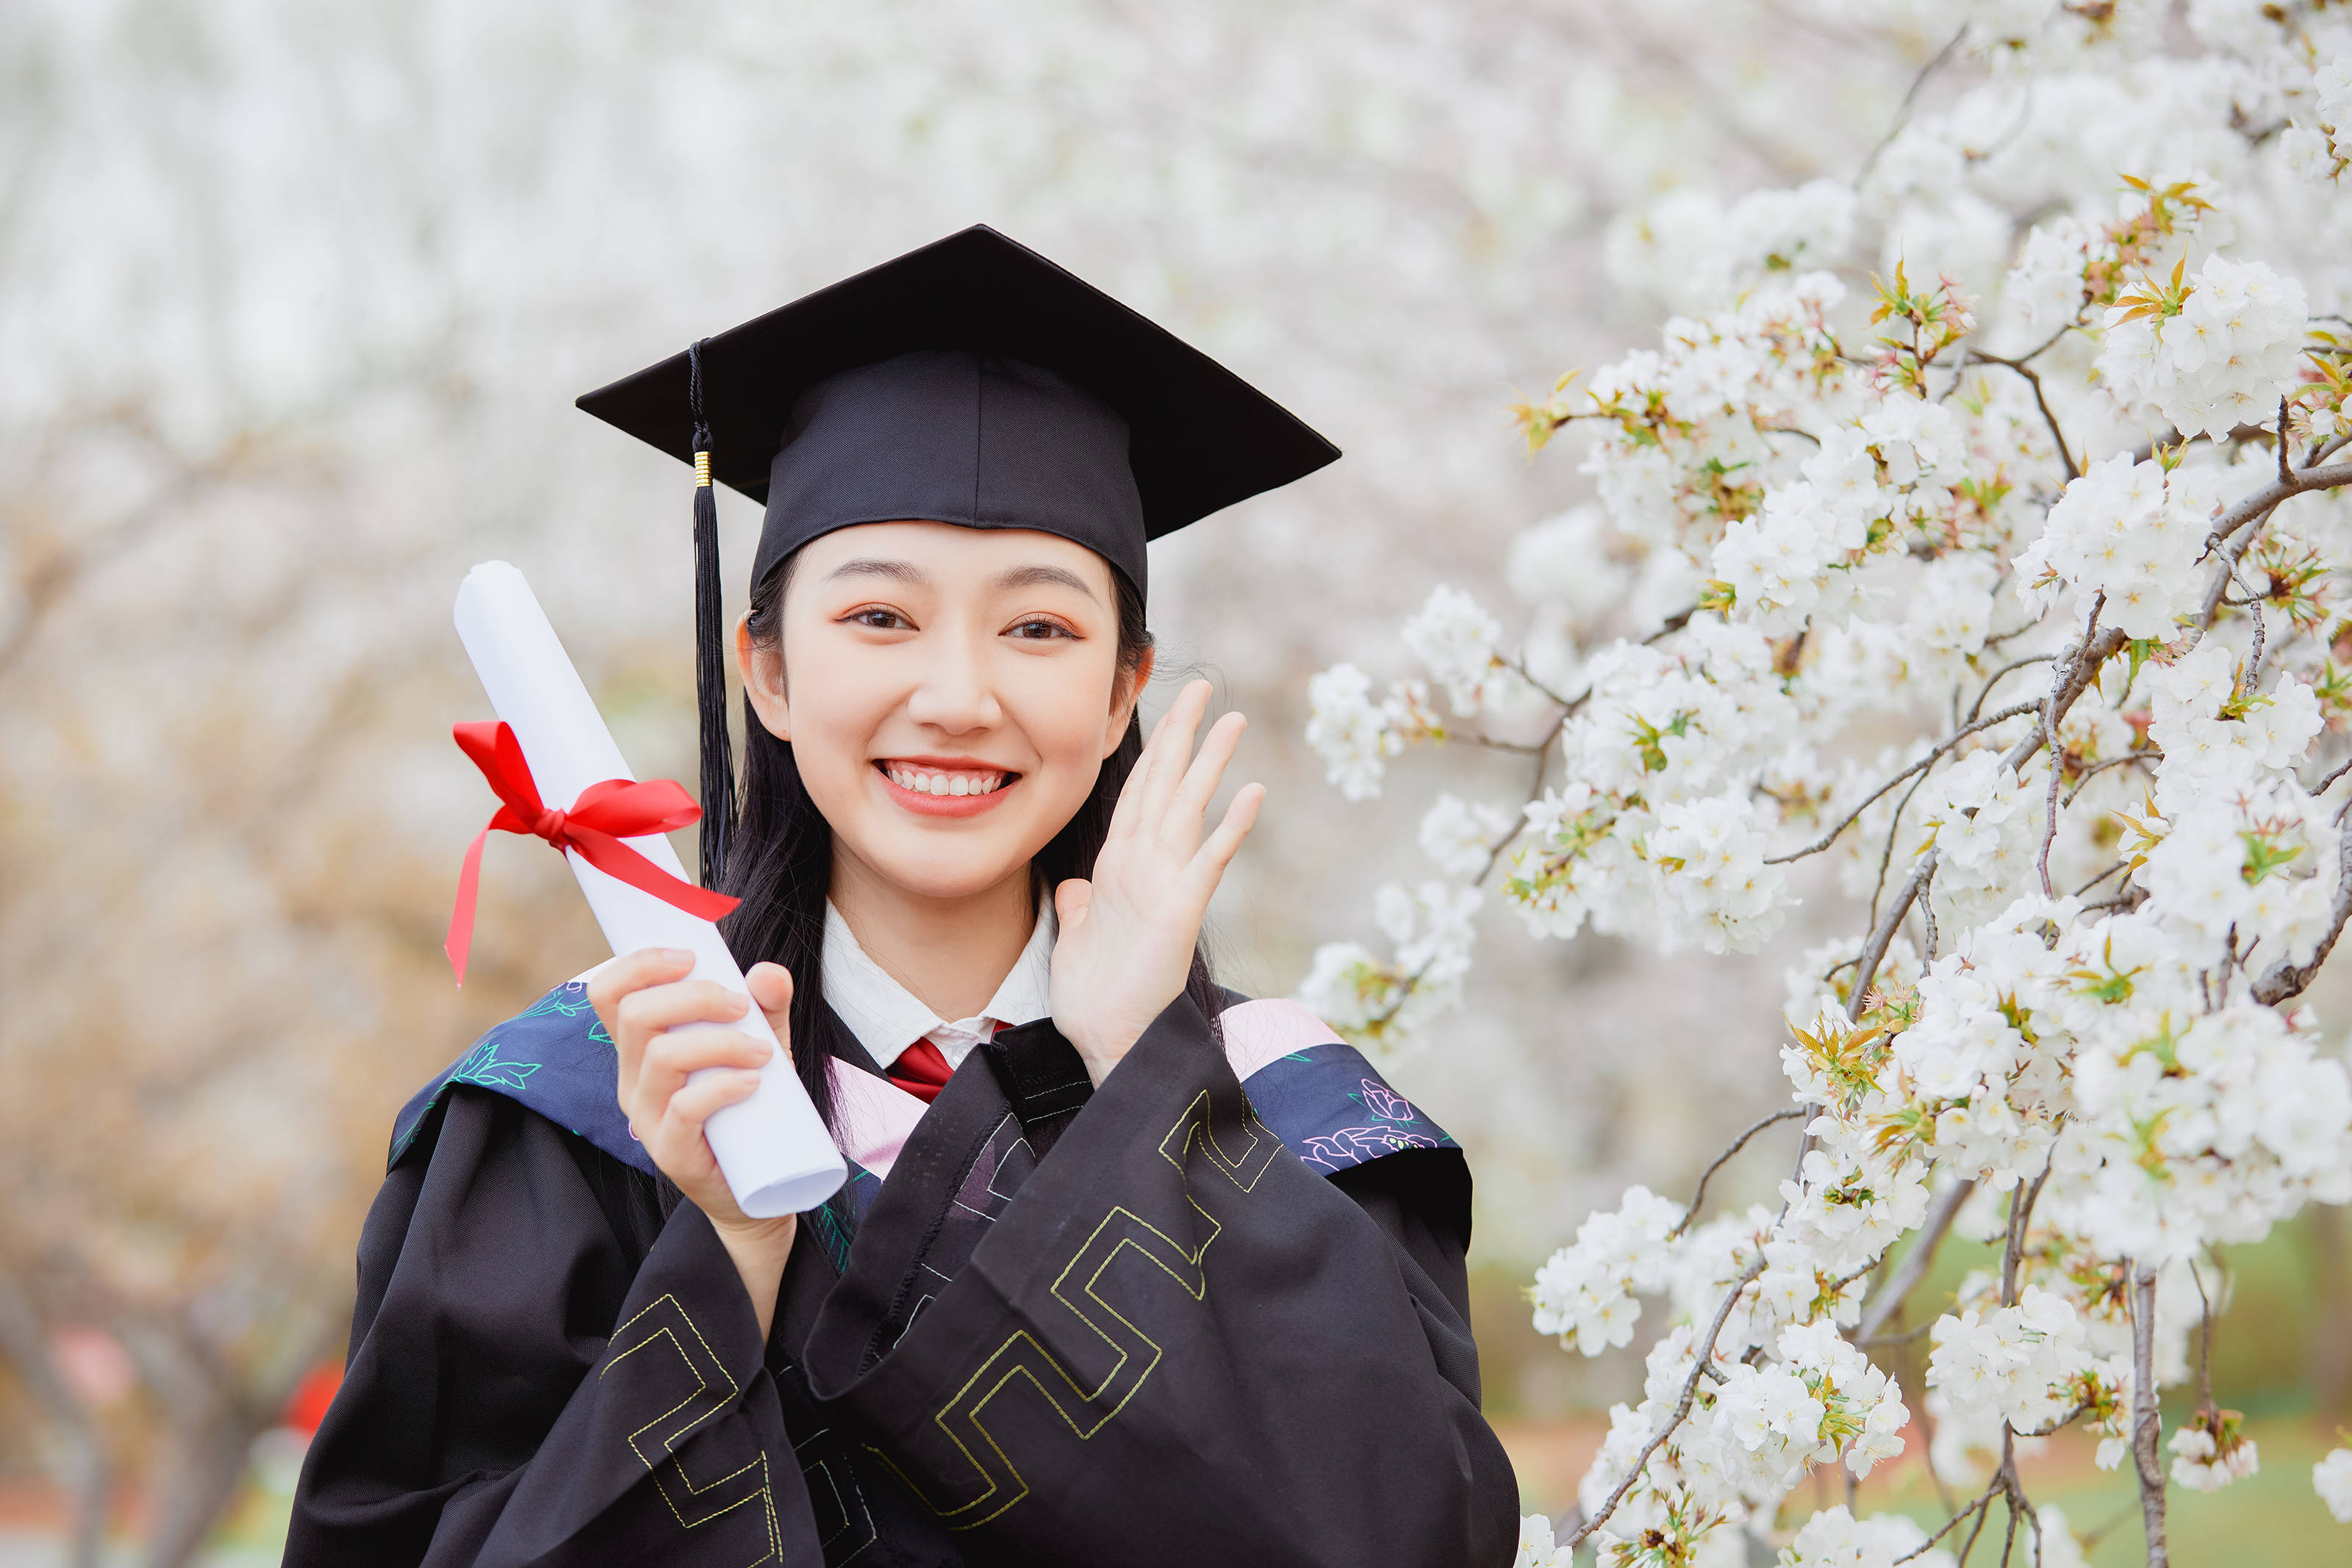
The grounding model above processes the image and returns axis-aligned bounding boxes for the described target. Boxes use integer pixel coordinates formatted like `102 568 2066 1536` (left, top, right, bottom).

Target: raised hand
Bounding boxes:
589 951 798 1334
1050 679 1265 1084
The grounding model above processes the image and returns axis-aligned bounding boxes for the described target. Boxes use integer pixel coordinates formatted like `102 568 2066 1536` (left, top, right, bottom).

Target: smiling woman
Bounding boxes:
284 227 1519 1568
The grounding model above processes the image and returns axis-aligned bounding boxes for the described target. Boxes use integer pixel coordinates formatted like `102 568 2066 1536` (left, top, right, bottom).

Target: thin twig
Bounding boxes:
1569 1253 1770 1549
1502 658 1579 711
2307 754 2352 797
1642 605 1698 647
2038 596 2104 896
2073 860 2127 897
1767 702 2040 866
2251 821 2352 1004
1975 351 2080 481
1449 731 1549 755
1896 1467 2008 1563
2063 751 2154 808
1849 849 1937 1022
2002 1148 2057 1306
1967 654 2056 724
1857 24 1968 184
1868 769 1936 928
1670 1107 1809 1239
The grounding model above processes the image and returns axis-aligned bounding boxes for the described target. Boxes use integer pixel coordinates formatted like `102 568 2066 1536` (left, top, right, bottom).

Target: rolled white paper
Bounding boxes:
453 560 846 1217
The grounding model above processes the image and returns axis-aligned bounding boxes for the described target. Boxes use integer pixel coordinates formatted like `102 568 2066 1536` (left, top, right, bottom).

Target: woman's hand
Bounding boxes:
1050 679 1265 1085
589 951 798 1337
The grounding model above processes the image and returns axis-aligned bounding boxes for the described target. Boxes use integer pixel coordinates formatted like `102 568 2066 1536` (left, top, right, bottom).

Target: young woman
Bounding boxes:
286 228 1518 1567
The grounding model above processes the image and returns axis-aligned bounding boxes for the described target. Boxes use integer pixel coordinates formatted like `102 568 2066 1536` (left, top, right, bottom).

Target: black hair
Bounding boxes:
716 551 1220 1141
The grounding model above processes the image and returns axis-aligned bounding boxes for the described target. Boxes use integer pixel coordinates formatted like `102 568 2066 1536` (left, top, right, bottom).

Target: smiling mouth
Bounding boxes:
875 760 1017 799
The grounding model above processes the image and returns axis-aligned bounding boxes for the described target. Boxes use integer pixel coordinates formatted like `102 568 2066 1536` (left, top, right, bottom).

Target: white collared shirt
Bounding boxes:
820 900 1056 1075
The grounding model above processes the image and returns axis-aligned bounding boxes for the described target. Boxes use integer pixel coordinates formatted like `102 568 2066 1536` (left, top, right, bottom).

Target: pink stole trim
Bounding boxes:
822 999 1344 1180
824 1058 929 1181
1219 997 1345 1082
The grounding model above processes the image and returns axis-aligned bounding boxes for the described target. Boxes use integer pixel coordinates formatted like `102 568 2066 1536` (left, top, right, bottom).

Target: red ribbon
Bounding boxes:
444 721 740 985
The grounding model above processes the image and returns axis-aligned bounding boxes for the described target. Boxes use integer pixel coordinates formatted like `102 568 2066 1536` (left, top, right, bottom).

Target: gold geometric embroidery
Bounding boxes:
871 1088 1280 1529
602 1292 782 1564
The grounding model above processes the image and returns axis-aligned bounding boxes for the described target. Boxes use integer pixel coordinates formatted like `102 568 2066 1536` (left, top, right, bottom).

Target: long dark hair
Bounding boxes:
716 550 1220 1139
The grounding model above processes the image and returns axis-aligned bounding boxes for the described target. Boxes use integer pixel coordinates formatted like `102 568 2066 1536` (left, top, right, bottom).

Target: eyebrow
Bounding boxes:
990 564 1099 600
825 558 929 586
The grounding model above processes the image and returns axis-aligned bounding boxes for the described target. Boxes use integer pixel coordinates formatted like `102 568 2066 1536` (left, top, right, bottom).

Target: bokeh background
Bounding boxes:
3 3 2345 1563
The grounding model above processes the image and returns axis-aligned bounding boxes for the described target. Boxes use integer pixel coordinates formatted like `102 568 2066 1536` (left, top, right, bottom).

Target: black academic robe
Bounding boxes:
284 980 1518 1567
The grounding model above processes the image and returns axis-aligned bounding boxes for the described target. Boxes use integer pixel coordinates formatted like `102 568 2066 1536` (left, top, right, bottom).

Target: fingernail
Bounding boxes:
662 948 694 965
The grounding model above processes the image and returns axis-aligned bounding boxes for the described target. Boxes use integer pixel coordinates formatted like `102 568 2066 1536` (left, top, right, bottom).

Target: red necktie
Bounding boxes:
887 1037 956 1103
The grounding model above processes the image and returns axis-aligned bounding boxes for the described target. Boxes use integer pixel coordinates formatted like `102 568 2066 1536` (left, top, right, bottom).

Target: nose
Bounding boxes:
903 633 1002 735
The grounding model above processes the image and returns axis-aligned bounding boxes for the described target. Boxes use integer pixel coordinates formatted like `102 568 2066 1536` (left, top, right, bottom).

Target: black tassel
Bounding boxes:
689 339 736 890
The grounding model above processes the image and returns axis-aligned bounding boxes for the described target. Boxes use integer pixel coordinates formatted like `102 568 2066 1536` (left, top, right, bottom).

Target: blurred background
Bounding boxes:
2 2 2345 1563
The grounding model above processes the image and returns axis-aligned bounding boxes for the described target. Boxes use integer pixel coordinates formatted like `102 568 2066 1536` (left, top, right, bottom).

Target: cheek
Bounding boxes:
779 637 894 776
1011 655 1120 757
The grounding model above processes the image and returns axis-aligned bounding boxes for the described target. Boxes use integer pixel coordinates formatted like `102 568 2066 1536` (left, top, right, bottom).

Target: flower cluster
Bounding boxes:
1299 5 2352 1554
2098 256 2309 442
1531 1186 1684 1356
1926 1287 2114 1445
2168 1408 2259 1492
1773 1506 1947 1568
1295 880 1481 1048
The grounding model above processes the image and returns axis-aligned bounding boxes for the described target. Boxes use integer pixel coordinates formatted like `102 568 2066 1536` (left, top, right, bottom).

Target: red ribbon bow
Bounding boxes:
444 721 741 984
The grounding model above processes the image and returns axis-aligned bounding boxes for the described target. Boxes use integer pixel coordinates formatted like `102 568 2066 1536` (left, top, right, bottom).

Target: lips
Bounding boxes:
872 758 1018 819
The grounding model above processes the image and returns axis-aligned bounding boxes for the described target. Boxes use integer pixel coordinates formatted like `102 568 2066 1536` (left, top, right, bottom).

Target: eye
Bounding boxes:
1006 617 1078 641
844 605 912 631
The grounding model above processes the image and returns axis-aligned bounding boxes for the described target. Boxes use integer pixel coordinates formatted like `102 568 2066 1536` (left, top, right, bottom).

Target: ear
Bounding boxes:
736 614 790 742
1103 644 1155 758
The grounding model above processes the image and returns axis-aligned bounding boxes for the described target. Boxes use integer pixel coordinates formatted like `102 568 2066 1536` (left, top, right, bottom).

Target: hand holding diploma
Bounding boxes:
448 561 846 1224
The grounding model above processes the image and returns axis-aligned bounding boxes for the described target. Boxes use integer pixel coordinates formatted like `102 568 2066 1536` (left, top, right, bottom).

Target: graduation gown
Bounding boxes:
284 976 1518 1567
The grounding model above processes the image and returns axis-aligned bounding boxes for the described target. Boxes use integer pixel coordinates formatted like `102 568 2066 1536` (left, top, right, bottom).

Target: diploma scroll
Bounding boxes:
453 560 846 1217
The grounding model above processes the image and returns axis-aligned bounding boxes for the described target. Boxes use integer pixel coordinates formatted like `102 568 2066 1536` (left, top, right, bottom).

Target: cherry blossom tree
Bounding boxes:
1302 5 2352 1563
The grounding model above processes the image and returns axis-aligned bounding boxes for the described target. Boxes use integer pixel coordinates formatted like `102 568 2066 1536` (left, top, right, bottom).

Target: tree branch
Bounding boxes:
1767 702 2040 866
2001 627 2128 773
1849 848 1937 1021
2038 596 2105 896
1568 1251 1769 1550
1967 654 2056 724
2250 819 2352 1004
1670 1107 1808 1239
1975 352 2080 481
2130 1261 2170 1568
1856 24 1967 184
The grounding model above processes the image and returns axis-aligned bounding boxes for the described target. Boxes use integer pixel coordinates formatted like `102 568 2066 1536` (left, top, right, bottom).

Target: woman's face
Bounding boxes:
739 520 1144 905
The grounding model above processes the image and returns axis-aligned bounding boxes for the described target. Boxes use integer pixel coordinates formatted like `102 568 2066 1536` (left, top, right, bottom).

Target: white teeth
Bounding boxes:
884 765 1003 797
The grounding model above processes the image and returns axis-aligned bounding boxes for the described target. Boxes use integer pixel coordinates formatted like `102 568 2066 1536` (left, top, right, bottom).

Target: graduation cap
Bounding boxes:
576 223 1340 888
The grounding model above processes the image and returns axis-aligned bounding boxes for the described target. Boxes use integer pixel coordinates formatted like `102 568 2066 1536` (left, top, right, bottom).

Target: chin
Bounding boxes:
864 840 1037 902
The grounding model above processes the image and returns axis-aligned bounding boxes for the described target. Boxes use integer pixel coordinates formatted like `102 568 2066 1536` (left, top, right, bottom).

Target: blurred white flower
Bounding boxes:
1400 583 1509 715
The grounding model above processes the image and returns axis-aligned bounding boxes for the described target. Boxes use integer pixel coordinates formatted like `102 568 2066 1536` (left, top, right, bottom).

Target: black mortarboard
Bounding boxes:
575 223 1340 887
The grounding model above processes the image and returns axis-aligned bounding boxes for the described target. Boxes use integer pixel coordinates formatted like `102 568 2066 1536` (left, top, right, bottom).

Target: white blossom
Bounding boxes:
2316 1446 2352 1523
1401 583 1509 716
1775 1506 1949 1568
2168 1420 2259 1491
2097 256 2309 441
1303 662 1399 801
1418 792 1516 877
